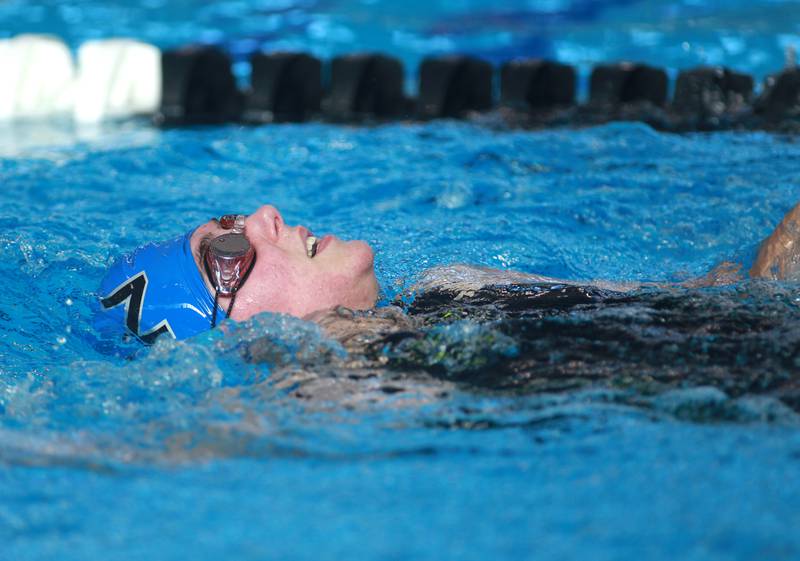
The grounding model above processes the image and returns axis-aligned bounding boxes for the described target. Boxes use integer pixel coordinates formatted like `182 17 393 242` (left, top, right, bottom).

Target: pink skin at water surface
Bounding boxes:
190 204 379 320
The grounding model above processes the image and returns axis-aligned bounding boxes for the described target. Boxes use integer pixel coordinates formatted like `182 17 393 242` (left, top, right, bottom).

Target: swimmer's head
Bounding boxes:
95 204 379 343
194 205 379 321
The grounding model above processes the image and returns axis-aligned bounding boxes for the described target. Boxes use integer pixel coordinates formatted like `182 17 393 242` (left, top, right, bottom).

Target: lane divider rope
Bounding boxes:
0 34 798 132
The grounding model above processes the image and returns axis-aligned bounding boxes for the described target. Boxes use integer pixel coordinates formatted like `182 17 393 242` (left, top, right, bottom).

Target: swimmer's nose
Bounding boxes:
247 204 284 243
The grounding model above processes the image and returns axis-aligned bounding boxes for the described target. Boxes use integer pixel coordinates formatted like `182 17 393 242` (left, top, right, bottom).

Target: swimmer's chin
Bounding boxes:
349 239 376 270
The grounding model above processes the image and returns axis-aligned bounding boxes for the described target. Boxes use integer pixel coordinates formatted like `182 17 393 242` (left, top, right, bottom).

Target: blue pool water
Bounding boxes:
1 0 800 85
2 2 800 560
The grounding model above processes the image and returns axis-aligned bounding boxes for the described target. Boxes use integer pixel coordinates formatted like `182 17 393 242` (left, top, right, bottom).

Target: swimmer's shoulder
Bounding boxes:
402 264 637 320
412 264 639 296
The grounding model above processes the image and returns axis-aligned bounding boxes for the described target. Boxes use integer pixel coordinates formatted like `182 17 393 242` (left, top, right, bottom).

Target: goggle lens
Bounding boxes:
203 214 257 328
204 233 255 295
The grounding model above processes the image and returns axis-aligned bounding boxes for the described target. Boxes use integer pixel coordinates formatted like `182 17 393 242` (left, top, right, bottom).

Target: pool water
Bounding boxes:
2 2 800 560
1 0 799 86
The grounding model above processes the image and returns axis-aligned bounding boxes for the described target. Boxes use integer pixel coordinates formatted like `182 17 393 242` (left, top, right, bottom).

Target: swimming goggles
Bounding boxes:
203 214 256 328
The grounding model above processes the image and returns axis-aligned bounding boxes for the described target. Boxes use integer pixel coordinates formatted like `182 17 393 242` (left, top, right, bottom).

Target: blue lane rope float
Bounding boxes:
1 33 799 131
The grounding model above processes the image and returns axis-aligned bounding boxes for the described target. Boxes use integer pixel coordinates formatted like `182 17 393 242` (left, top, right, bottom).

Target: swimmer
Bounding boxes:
95 201 800 344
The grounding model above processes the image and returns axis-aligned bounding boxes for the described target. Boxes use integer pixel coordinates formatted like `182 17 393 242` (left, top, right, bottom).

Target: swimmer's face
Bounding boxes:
191 205 379 320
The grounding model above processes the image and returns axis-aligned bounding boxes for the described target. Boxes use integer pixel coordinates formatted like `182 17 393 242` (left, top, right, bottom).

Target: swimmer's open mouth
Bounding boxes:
306 235 318 258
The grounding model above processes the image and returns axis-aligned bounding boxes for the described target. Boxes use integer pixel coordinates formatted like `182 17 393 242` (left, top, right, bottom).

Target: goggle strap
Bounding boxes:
211 290 220 329
226 293 237 319
221 254 256 323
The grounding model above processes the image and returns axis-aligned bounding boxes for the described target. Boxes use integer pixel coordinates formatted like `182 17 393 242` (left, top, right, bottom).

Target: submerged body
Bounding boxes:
244 263 800 416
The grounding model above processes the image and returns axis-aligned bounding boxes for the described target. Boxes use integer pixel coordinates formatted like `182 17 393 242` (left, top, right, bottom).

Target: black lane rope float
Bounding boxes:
157 46 800 133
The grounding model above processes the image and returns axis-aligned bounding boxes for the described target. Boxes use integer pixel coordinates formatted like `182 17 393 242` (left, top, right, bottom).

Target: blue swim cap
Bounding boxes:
94 229 226 343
